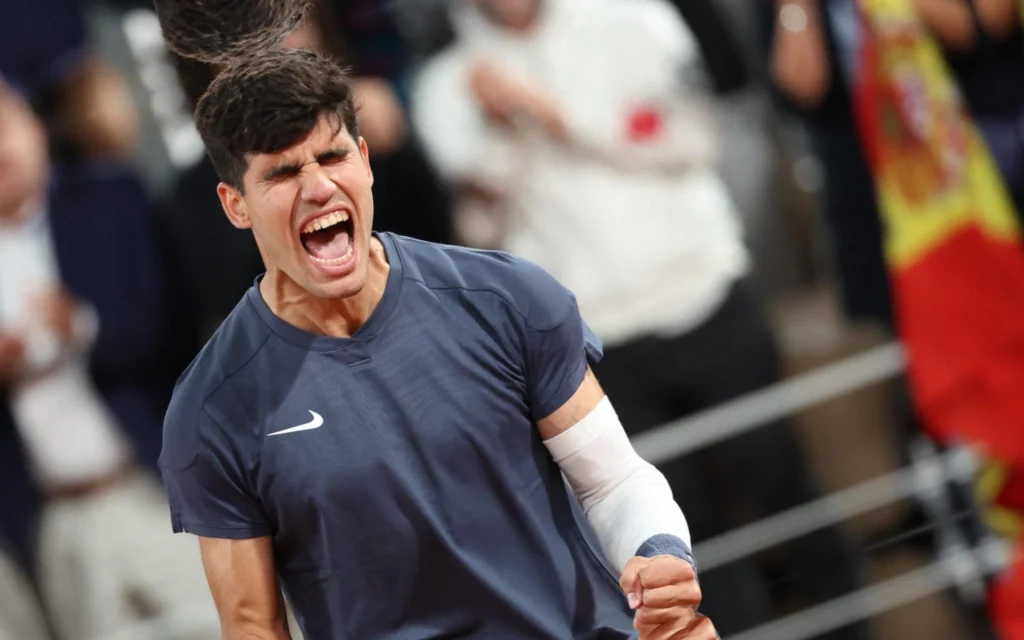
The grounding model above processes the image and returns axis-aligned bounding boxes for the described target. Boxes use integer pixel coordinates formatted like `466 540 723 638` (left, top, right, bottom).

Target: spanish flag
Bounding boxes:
850 0 1024 470
846 0 1024 634
980 458 1024 638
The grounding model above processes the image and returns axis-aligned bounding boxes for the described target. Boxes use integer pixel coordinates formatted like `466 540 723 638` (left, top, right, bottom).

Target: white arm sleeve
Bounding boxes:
544 397 693 572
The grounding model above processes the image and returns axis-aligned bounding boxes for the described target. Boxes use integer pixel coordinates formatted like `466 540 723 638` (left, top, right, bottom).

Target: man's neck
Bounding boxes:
260 236 390 339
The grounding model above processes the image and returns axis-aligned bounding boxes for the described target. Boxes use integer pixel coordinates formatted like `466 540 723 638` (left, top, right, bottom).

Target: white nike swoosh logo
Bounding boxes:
268 411 324 437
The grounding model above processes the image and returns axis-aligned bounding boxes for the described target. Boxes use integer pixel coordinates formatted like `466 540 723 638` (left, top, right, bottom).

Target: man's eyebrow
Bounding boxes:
262 161 302 182
315 147 351 163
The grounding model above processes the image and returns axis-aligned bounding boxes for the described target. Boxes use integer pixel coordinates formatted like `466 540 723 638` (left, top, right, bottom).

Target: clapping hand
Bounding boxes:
468 61 566 140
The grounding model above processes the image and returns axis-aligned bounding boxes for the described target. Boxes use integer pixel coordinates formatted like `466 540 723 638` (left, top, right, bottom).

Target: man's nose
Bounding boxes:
300 167 337 204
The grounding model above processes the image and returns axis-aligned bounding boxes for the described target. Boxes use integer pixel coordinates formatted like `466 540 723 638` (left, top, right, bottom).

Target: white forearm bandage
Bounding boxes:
544 397 692 571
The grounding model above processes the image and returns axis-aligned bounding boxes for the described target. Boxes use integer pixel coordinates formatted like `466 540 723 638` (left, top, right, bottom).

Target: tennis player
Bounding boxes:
159 47 716 640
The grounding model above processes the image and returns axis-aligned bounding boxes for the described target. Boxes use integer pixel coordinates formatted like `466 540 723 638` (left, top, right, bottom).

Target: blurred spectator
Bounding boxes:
0 79 213 640
160 53 267 341
759 0 890 324
759 0 1024 325
412 0 869 636
663 0 750 96
0 0 138 159
390 0 462 61
944 5 1024 211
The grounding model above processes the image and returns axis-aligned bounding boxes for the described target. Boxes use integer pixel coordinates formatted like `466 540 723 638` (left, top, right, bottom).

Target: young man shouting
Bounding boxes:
159 48 714 640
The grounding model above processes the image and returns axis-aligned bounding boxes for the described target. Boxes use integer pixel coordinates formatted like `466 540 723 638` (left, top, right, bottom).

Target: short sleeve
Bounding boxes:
518 266 604 420
159 408 272 540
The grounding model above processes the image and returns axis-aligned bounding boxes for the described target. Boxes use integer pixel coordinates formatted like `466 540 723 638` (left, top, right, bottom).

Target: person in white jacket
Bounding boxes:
413 1 871 637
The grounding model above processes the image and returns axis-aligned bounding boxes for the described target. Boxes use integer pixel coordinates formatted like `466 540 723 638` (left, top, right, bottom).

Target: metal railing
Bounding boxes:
627 339 1007 638
633 342 906 464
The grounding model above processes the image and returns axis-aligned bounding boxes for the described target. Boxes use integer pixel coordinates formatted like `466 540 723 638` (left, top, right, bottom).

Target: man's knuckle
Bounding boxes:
687 582 702 602
620 559 640 581
680 561 696 579
695 616 717 638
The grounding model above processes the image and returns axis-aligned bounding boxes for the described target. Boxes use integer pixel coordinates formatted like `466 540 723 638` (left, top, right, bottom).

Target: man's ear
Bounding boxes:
217 182 252 229
359 136 374 187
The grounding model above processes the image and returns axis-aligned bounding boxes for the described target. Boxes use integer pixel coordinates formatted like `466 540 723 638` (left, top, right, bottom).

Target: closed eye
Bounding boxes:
260 147 351 184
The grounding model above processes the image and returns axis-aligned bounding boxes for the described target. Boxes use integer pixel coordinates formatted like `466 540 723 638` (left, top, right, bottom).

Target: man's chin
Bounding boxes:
303 263 367 300
314 280 366 301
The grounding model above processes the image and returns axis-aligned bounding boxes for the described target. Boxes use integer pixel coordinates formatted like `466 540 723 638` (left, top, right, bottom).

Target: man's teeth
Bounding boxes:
302 211 349 235
309 243 354 266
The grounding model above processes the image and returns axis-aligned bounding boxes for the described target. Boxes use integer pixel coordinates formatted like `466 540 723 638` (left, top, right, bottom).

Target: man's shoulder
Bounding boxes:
165 294 271 428
160 292 272 471
390 234 575 331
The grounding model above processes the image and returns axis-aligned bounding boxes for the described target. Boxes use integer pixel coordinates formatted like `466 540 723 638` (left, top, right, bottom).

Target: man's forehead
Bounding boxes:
250 122 355 167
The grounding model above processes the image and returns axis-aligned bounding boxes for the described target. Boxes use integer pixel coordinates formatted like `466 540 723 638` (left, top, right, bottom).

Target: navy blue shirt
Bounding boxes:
159 233 637 639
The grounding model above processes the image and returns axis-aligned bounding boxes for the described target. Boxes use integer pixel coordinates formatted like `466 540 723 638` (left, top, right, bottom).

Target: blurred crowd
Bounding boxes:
1 0 1024 639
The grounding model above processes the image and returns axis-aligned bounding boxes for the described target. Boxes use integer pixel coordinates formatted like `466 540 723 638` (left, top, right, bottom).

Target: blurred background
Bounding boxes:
1 0 1023 638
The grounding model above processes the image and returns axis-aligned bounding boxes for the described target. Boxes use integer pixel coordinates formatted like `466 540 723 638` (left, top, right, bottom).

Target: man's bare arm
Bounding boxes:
770 0 832 109
535 367 606 440
975 0 1020 40
198 536 293 640
912 0 1018 50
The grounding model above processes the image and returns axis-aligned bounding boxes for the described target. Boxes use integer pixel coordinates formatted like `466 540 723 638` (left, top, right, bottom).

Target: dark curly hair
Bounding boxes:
154 0 311 64
195 49 360 191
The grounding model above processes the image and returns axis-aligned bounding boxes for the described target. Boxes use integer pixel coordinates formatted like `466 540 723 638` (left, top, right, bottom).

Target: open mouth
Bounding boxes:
300 210 355 266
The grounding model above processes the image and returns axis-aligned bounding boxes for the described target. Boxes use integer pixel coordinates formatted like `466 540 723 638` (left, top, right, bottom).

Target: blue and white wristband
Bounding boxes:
636 533 698 580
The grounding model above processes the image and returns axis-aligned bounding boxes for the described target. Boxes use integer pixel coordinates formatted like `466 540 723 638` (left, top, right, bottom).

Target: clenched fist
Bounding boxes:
620 555 717 639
